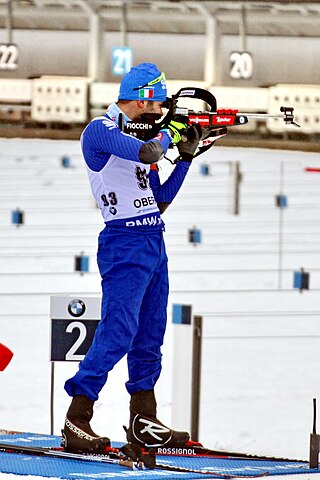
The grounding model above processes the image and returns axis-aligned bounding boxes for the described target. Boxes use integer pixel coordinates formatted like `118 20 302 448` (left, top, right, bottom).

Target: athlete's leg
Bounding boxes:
126 234 169 394
125 235 190 447
126 272 168 390
65 228 157 401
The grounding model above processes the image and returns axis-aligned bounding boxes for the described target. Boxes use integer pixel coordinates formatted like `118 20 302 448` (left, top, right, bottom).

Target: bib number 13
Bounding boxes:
230 51 253 80
101 191 118 207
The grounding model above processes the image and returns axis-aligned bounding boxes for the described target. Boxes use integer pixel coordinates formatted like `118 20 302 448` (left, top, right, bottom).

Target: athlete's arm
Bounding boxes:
149 125 201 213
81 117 171 172
149 161 191 214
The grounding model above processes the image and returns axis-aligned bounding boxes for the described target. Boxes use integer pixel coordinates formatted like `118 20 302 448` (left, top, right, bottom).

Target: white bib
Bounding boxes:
86 155 160 225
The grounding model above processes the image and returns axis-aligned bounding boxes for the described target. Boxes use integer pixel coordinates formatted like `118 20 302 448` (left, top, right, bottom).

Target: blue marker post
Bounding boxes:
11 208 24 227
172 303 192 325
74 252 89 275
188 227 201 246
61 155 71 168
275 194 288 208
293 268 310 292
200 163 210 176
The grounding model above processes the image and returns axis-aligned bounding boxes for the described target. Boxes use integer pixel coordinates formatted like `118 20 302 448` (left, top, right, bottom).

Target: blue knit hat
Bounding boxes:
118 63 167 102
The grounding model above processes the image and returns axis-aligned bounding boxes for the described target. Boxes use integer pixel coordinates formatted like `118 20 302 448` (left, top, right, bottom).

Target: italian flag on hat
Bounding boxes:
139 88 154 99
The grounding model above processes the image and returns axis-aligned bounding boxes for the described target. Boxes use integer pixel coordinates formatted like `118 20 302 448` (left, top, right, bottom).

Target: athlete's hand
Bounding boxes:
177 124 201 162
165 120 188 144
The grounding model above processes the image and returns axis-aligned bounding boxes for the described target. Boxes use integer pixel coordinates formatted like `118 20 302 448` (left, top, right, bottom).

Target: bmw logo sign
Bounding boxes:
68 299 86 317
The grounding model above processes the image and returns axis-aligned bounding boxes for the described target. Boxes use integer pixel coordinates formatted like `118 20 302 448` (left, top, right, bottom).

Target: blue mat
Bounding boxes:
0 432 316 479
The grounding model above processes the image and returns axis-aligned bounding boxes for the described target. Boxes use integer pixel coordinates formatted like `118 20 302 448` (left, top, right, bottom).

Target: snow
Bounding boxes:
1 138 320 479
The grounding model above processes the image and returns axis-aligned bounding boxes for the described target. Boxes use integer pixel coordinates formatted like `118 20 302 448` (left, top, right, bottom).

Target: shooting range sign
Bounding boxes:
0 43 18 70
50 296 101 361
230 51 253 80
112 47 132 76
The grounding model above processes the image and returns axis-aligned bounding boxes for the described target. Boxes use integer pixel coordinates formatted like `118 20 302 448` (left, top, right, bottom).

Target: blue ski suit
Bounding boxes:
64 103 192 401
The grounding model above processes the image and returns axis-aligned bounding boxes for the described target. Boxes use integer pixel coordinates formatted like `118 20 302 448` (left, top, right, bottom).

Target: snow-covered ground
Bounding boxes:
1 138 320 479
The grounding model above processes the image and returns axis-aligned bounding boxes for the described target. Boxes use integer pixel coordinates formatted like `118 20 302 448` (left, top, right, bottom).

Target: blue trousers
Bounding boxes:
64 226 169 401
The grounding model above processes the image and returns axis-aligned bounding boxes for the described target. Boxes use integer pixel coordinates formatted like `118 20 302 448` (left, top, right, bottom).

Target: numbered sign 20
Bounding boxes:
230 51 253 80
0 43 18 70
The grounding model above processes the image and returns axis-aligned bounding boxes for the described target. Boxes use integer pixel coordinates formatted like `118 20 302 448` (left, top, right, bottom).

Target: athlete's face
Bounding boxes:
134 101 164 120
143 101 164 116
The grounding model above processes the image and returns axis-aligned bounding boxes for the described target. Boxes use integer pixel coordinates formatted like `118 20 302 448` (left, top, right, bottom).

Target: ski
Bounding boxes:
155 462 269 477
0 441 270 477
148 441 305 463
0 442 139 470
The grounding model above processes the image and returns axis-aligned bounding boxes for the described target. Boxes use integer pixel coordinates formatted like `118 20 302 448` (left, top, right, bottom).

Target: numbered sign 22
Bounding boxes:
112 47 132 76
51 319 99 361
0 43 18 70
230 51 253 80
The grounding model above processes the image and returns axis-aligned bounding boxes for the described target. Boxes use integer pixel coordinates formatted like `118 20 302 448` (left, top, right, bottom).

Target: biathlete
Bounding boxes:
62 62 201 453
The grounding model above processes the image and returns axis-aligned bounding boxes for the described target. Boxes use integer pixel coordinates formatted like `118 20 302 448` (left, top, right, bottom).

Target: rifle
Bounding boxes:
123 87 300 158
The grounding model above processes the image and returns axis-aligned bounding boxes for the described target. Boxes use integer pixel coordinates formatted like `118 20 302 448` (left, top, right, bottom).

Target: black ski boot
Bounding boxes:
61 395 110 453
125 390 190 448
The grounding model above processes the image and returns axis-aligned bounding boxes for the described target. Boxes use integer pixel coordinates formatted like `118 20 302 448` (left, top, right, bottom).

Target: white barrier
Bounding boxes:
267 84 320 134
31 76 90 123
172 308 320 458
211 86 268 112
0 79 32 103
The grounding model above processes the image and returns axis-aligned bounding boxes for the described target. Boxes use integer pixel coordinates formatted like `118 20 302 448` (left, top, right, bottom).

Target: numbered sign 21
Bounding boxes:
229 51 253 80
112 47 132 76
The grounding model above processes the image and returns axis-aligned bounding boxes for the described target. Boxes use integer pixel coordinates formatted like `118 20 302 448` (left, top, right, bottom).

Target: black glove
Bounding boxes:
177 124 201 162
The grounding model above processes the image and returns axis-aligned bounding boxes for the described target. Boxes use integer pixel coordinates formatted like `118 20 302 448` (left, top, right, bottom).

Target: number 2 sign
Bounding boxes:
50 296 100 362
